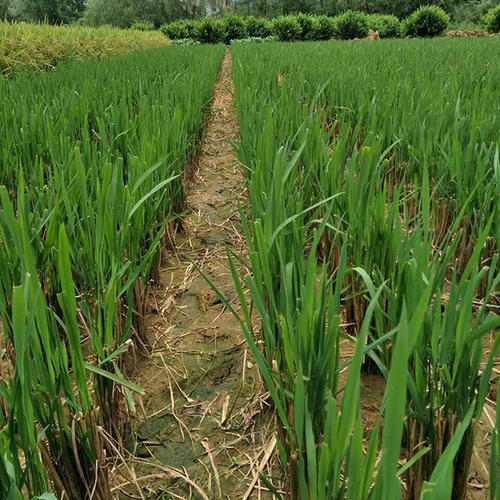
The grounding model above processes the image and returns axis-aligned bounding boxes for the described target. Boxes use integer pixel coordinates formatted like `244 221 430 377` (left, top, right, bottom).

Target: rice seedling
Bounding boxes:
0 44 225 497
230 38 499 498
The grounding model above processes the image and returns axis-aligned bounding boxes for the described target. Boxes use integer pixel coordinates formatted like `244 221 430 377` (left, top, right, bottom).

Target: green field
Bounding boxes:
0 35 499 499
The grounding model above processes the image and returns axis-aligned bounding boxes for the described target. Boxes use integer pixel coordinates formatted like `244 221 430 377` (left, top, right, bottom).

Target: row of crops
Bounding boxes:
0 44 225 498
0 34 499 499
230 38 500 498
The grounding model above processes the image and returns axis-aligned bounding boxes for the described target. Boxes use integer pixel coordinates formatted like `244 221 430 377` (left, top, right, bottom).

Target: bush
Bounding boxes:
222 14 247 42
367 14 401 37
296 13 319 40
313 15 337 40
194 17 225 43
482 4 500 32
131 21 155 31
272 15 302 41
335 10 369 39
403 5 450 37
161 20 192 39
245 16 273 37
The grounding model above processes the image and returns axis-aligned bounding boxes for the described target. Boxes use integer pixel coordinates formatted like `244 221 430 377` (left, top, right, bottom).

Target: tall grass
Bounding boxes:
0 44 225 497
231 38 499 498
0 21 168 75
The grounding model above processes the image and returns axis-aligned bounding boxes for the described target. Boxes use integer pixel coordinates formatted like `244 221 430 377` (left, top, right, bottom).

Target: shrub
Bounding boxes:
161 20 190 39
482 4 500 33
245 16 273 38
403 5 450 37
272 15 302 41
367 14 401 37
181 20 198 38
313 15 337 40
131 21 155 31
296 13 319 40
222 14 247 42
194 17 225 43
335 10 369 39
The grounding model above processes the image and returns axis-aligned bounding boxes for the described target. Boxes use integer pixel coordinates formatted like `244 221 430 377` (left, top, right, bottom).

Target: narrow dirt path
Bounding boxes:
125 50 274 499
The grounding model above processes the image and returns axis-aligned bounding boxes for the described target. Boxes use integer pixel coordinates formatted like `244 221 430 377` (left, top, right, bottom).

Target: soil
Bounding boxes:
116 50 277 500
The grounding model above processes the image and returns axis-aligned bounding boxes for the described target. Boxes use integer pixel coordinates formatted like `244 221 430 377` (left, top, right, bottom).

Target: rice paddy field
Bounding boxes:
0 31 499 500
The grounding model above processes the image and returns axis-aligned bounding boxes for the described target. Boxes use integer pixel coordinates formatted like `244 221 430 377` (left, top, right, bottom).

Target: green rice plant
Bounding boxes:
230 38 500 498
234 39 500 271
491 378 500 500
0 44 225 496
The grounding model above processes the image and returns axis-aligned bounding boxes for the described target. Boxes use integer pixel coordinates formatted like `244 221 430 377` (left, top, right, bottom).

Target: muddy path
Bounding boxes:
120 50 276 499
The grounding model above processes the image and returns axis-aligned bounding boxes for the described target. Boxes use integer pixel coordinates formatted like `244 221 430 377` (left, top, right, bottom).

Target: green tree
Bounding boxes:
10 0 85 23
84 0 200 27
0 0 9 19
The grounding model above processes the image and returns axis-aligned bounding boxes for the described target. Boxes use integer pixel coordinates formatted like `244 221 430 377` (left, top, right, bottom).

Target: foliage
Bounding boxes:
483 4 500 31
9 0 85 24
231 35 276 43
335 10 369 39
160 8 463 43
83 0 182 28
0 43 225 497
193 17 225 43
403 5 450 36
0 21 168 75
295 13 318 39
131 21 155 31
313 14 337 39
170 37 201 45
245 15 273 37
333 0 453 18
231 37 499 498
161 19 195 38
0 0 9 19
272 15 302 41
222 14 247 42
367 13 401 37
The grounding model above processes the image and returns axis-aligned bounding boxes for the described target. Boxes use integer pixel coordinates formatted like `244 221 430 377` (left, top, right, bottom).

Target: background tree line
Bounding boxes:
0 0 498 28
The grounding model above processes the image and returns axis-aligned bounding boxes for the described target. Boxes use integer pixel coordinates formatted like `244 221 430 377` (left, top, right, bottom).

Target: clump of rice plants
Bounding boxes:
230 37 499 498
0 20 168 75
0 44 225 497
